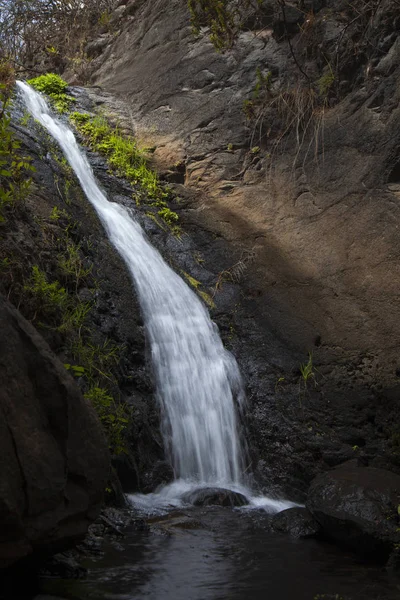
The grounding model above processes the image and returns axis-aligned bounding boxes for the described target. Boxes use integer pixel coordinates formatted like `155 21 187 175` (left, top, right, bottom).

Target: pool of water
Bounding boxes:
41 507 400 600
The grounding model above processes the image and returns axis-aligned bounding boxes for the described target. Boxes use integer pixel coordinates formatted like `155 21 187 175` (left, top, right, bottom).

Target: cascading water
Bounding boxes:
17 81 295 512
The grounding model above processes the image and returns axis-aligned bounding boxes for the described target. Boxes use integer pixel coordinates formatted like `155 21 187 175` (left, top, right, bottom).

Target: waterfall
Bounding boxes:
17 82 295 512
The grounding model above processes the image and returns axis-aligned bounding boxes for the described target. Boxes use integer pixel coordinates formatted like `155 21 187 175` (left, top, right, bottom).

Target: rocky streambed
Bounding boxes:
31 498 400 600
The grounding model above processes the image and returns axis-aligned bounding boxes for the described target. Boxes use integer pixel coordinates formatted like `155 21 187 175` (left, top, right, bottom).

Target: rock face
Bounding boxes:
0 296 110 568
182 487 249 507
307 462 400 558
63 0 400 498
85 0 400 390
271 507 320 538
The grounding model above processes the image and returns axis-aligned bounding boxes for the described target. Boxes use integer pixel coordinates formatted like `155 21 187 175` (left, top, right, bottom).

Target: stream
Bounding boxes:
40 507 400 600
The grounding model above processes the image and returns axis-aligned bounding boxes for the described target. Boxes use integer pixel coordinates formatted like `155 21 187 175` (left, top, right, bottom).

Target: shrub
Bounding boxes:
27 73 75 113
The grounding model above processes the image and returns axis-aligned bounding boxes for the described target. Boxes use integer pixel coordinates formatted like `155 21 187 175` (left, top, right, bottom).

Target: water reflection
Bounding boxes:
67 508 400 600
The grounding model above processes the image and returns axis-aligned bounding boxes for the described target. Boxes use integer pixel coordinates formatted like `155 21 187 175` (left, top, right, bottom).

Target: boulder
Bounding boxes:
181 487 248 507
271 507 320 538
0 297 110 568
307 462 400 558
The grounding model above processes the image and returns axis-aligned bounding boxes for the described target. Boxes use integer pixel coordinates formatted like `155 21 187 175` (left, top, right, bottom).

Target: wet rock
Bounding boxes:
39 553 86 580
0 296 109 568
147 511 202 532
307 462 400 558
181 487 248 507
271 507 321 538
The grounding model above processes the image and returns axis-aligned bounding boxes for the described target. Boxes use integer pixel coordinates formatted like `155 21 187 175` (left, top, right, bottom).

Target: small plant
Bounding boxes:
253 68 272 100
58 239 92 290
317 69 335 100
50 206 67 221
182 271 215 309
20 111 31 126
84 386 130 455
64 363 86 377
59 301 92 335
300 352 315 388
70 337 120 382
275 376 286 393
24 265 69 316
27 73 75 113
157 207 179 226
98 10 111 26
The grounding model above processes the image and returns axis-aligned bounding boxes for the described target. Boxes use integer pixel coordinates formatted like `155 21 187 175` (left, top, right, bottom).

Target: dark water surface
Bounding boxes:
42 507 400 600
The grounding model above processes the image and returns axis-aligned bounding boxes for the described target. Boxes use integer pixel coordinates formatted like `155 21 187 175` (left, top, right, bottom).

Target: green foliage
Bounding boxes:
300 352 315 387
69 112 165 200
317 70 335 100
70 111 179 229
64 363 86 377
50 205 67 221
182 271 216 308
27 73 75 113
188 0 263 50
98 10 111 26
70 337 120 382
84 386 130 455
24 265 69 315
58 239 92 290
158 206 179 225
59 301 92 334
253 68 272 100
0 62 35 223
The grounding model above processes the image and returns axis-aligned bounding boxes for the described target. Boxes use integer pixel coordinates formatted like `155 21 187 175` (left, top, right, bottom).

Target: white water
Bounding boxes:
17 81 296 513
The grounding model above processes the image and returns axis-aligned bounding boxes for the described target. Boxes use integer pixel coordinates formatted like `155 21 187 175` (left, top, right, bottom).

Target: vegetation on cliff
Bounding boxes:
0 0 114 77
0 62 34 222
69 110 180 231
27 72 75 113
0 67 130 458
188 0 399 158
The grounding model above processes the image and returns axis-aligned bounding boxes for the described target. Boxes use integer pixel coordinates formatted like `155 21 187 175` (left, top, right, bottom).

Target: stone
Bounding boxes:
181 487 248 507
0 296 110 568
271 507 320 538
307 462 400 558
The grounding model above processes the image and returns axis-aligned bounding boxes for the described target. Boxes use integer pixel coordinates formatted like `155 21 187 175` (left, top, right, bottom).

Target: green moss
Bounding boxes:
27 73 75 113
69 112 176 226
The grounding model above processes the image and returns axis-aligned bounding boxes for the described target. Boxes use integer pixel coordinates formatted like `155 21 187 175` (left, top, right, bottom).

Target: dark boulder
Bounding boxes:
307 461 400 558
181 487 248 507
0 297 110 568
271 507 321 538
